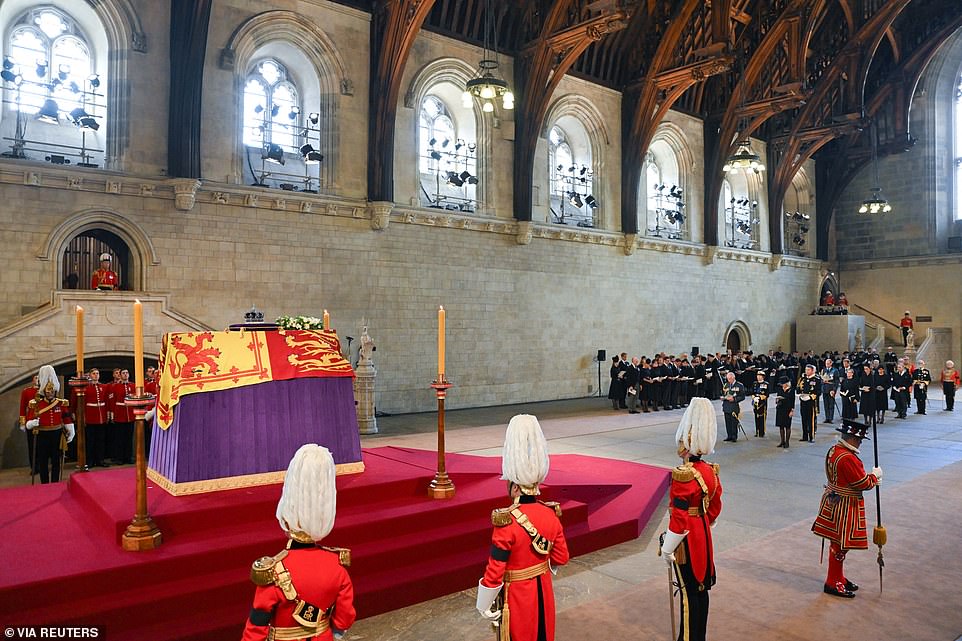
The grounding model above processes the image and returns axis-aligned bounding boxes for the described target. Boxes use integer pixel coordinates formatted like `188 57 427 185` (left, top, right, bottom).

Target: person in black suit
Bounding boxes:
774 376 796 448
890 361 912 419
839 368 860 420
721 372 746 442
618 353 630 409
625 357 641 414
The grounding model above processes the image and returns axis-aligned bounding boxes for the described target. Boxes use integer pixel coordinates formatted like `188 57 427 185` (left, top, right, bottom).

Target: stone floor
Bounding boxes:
2 393 959 641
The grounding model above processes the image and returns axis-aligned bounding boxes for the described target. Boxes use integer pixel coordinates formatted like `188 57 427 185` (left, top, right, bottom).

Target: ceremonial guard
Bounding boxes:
941 360 959 411
477 415 569 641
774 376 795 449
242 444 355 641
890 362 912 419
721 372 746 442
109 369 136 464
90 253 119 290
874 364 890 423
899 311 913 347
819 359 839 424
73 368 110 467
660 399 723 641
839 369 860 420
912 361 931 414
18 374 39 467
751 370 769 437
811 419 882 598
796 364 821 442
24 366 74 484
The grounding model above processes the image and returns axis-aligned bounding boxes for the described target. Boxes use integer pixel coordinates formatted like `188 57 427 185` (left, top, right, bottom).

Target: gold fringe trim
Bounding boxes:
147 461 365 496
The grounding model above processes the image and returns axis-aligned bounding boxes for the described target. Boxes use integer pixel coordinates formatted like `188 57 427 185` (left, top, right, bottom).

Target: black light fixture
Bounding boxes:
36 99 60 124
254 104 264 114
270 104 280 118
87 74 100 89
585 195 598 208
69 107 99 130
35 61 47 78
307 112 319 126
799 224 809 234
569 192 583 208
2 56 13 71
57 63 69 81
299 144 323 164
68 80 80 93
463 0 513 112
1 65 18 83
459 170 471 182
288 106 300 120
467 175 479 185
262 143 285 165
430 150 442 160
446 171 464 187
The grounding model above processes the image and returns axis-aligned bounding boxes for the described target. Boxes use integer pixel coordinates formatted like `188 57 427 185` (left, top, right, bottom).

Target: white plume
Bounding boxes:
38 365 59 394
501 414 550 488
276 444 337 541
674 398 717 456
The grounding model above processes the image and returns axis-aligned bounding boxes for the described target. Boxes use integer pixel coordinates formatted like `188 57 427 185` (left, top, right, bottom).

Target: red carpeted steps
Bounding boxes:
0 447 669 641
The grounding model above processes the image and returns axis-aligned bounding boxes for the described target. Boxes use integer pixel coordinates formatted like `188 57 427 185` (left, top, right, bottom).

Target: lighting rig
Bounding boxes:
785 210 811 255
646 183 685 239
725 197 759 250
248 107 325 192
421 137 479 212
551 164 597 227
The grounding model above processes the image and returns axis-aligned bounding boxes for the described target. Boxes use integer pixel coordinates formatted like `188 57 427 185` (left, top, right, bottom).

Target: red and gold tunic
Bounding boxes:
481 496 569 641
73 382 109 425
242 542 355 641
109 381 136 423
811 443 879 550
26 394 71 430
668 460 722 587
91 268 118 290
19 384 38 427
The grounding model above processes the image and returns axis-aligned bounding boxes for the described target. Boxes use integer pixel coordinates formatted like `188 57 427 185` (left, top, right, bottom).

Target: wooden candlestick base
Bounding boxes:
428 380 455 499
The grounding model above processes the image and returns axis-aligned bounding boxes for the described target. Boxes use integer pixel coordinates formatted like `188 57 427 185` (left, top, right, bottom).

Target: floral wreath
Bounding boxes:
275 315 324 330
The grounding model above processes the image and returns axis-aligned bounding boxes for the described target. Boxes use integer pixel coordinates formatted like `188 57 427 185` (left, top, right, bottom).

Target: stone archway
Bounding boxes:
723 320 752 354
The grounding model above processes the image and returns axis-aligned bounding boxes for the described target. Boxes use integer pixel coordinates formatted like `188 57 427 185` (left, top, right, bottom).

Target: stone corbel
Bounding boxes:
369 201 393 230
704 246 718 266
516 221 534 245
623 233 638 256
770 254 784 271
171 178 202 211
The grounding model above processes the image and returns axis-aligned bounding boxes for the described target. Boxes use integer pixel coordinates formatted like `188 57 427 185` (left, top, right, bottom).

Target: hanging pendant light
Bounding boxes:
722 140 765 174
858 118 891 215
464 0 513 111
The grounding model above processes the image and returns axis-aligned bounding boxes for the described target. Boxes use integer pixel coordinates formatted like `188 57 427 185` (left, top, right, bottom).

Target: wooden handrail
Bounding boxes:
851 303 901 330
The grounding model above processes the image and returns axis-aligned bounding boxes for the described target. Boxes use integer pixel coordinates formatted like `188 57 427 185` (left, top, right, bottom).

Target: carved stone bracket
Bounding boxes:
516 221 534 246
170 178 202 211
769 254 784 271
704 246 719 266
623 233 638 256
369 201 393 231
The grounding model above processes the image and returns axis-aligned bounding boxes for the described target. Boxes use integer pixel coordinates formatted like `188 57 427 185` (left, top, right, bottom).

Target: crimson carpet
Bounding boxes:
0 447 668 641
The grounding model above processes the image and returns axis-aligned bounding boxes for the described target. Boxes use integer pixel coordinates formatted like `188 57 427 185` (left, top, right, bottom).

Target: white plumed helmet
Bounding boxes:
674 398 717 456
38 365 59 395
501 414 550 494
275 444 337 542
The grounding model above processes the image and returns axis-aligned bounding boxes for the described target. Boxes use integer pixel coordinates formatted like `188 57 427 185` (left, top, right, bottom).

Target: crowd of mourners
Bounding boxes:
607 348 960 445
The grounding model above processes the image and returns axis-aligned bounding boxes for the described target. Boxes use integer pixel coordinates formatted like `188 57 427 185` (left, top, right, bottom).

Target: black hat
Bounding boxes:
778 376 790 385
836 419 870 440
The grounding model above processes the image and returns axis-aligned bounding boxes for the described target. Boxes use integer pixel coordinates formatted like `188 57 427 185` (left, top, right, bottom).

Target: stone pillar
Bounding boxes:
353 325 378 434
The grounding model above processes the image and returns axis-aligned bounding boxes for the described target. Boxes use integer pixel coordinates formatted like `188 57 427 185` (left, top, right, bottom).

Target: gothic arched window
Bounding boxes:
418 95 456 173
6 7 96 119
243 59 300 152
418 94 478 211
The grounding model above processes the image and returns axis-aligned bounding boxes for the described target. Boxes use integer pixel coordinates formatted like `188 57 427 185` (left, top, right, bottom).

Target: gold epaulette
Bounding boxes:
671 464 695 482
709 462 720 476
250 549 288 586
492 506 514 527
321 546 351 567
27 398 37 409
540 500 562 519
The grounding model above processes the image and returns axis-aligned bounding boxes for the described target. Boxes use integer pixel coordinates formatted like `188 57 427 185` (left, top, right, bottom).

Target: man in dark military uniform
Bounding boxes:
242 444 355 641
477 415 569 641
819 358 839 424
912 360 932 415
812 419 881 598
661 398 723 641
721 372 746 443
796 364 821 442
751 370 769 437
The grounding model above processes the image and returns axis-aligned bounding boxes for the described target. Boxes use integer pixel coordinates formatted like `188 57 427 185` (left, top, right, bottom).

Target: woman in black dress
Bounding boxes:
608 355 623 410
875 364 890 424
839 368 860 419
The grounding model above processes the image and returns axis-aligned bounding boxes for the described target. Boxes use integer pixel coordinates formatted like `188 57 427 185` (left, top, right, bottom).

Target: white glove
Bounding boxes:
660 529 687 564
476 581 502 619
64 423 75 443
26 418 39 430
872 466 882 481
19 422 26 432
145 408 156 423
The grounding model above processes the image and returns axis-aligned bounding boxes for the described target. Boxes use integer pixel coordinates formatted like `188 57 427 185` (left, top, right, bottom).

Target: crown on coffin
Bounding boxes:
244 306 265 323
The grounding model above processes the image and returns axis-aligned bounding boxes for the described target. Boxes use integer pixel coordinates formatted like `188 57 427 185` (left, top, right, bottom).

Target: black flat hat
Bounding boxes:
836 418 870 440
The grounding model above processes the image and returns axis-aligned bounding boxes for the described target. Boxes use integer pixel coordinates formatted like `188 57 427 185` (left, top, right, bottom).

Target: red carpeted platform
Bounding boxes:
0 447 668 641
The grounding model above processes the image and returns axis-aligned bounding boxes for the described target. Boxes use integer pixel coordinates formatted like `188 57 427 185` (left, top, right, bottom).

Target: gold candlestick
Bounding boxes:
427 378 455 499
121 394 162 551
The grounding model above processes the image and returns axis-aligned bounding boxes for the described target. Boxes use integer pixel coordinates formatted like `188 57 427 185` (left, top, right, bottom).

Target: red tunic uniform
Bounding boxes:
109 381 136 423
26 394 71 430
481 497 569 641
812 443 879 550
668 460 722 586
73 382 109 425
242 543 355 641
19 384 38 426
91 268 118 290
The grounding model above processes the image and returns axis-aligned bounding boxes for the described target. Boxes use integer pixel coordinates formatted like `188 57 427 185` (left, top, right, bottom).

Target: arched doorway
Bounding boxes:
726 329 741 353
62 229 131 290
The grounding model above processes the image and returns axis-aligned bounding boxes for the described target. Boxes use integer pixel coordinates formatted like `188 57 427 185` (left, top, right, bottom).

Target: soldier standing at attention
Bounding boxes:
660 398 723 641
24 366 75 484
797 364 821 442
477 415 569 641
721 372 746 443
241 444 355 641
90 253 119 290
912 360 931 415
751 370 769 437
819 358 839 424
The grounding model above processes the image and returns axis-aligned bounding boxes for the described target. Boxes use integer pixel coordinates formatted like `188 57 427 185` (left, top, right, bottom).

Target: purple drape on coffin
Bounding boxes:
148 377 360 483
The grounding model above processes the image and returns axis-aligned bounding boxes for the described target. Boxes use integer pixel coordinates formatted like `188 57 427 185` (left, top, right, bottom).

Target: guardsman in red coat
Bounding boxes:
811 419 882 598
18 374 39 466
91 252 118 290
242 444 355 641
109 369 136 464
477 414 570 641
660 398 723 641
73 367 110 467
24 366 75 484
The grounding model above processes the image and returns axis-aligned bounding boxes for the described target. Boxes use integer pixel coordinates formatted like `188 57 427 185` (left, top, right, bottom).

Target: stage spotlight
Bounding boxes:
299 144 324 163
35 61 47 78
429 138 437 146
87 74 100 89
430 150 442 160
308 112 319 125
68 80 80 93
2 56 13 71
446 171 463 187
254 104 264 114
459 171 471 182
441 138 450 148
467 142 477 152
288 106 300 120
556 164 563 171
585 195 598 208
270 104 280 118
57 64 70 80
69 107 99 130
467 175 479 185
580 166 588 176
262 143 285 165
568 165 576 173
454 139 464 151
36 99 60 124
569 192 583 208
0 68 17 83
799 224 810 234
